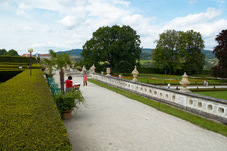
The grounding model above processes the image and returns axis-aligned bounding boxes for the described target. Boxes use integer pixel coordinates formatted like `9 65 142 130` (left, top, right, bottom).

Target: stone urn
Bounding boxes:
179 72 191 92
81 65 86 74
91 64 96 74
106 67 111 76
132 66 139 82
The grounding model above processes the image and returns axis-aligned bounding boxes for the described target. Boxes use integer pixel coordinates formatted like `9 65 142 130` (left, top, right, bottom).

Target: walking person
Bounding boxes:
65 76 73 92
83 72 87 86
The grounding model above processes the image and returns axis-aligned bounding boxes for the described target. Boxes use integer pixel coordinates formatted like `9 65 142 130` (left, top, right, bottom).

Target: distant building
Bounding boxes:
21 54 35 57
39 54 51 61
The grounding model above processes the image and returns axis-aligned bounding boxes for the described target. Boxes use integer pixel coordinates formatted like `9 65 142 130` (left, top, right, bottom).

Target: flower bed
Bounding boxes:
0 69 72 150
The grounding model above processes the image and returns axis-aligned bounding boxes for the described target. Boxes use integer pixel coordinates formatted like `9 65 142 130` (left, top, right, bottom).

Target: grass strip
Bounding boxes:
88 79 227 137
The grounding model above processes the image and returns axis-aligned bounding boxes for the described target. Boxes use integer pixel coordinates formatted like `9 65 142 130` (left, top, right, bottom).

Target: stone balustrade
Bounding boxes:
92 73 227 124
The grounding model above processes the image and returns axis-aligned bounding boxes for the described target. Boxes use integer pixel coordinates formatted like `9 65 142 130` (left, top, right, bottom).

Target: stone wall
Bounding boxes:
92 74 227 124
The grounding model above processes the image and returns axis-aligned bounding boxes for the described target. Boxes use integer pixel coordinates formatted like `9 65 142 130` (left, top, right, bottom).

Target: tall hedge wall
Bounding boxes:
0 55 37 63
0 69 72 150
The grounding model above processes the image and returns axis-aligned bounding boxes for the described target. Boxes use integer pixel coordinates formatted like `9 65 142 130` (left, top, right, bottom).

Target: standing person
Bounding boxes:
83 72 87 86
204 80 206 86
167 83 171 89
65 76 73 92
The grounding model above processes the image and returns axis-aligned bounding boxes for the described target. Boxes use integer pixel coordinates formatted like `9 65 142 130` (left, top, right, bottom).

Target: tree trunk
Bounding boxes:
60 69 65 93
110 64 114 75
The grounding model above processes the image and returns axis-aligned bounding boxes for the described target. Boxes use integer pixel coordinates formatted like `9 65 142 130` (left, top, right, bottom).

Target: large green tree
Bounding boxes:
0 49 7 55
181 30 205 75
152 30 205 75
212 29 227 78
152 30 183 74
81 25 142 74
7 49 19 56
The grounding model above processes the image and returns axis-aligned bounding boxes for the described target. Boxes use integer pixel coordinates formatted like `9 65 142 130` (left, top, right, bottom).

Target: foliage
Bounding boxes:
88 79 227 137
82 25 142 74
7 49 19 56
54 90 84 115
0 49 19 56
181 30 205 75
152 30 183 74
49 49 72 93
0 69 72 150
152 30 205 75
41 58 55 77
140 53 151 60
212 29 227 78
0 55 36 63
0 49 7 55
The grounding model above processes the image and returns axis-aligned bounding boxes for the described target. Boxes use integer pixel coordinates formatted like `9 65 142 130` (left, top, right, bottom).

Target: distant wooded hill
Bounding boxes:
55 48 215 59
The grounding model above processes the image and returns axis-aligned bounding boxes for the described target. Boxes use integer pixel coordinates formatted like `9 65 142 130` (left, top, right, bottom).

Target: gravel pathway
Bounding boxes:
54 73 227 151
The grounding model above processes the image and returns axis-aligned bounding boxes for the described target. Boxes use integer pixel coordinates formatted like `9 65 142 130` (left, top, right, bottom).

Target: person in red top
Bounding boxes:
83 72 87 86
65 76 73 92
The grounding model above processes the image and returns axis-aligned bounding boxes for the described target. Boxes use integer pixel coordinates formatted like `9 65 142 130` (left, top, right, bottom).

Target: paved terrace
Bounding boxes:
53 72 227 151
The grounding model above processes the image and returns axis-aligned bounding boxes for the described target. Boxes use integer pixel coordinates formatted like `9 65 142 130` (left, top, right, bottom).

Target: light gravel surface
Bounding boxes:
54 73 227 151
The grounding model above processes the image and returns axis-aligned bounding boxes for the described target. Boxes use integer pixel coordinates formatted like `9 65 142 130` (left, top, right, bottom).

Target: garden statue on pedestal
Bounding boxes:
179 72 191 92
81 65 86 75
106 67 111 76
132 66 139 82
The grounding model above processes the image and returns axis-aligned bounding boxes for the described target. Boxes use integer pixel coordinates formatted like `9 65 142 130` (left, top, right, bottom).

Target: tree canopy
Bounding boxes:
7 49 19 56
212 29 227 78
0 49 19 56
0 49 7 55
152 30 205 75
81 25 142 74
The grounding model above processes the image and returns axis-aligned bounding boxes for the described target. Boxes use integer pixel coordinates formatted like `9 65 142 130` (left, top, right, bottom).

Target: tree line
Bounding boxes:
79 25 226 77
0 49 19 56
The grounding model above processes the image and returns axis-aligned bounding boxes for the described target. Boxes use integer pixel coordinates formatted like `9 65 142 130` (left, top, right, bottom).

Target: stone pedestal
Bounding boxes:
179 72 191 92
106 67 111 76
81 65 86 74
132 66 139 82
91 64 96 74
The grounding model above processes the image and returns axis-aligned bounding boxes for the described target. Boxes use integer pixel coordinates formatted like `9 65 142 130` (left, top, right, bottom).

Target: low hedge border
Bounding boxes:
0 69 72 150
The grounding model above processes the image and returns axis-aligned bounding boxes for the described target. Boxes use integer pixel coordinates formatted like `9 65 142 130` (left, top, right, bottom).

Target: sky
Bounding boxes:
0 0 226 55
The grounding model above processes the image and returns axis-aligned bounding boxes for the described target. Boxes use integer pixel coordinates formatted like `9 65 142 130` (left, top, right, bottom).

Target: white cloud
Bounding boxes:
161 7 226 49
188 0 198 5
0 0 226 54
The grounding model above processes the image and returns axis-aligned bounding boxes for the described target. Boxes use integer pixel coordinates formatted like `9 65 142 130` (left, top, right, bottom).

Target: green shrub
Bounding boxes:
54 90 84 116
0 69 72 150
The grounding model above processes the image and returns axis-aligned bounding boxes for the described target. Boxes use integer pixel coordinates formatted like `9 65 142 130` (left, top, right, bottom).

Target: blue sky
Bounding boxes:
0 0 226 55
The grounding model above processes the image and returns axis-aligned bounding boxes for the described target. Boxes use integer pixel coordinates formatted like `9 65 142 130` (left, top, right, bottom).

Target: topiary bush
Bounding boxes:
0 69 72 150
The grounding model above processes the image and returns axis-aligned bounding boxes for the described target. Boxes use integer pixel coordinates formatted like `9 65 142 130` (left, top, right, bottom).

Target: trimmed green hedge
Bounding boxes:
0 69 72 150
0 55 37 63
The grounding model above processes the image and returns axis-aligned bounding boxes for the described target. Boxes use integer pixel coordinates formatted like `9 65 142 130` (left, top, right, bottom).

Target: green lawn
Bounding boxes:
88 79 227 137
194 91 227 100
121 74 227 85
